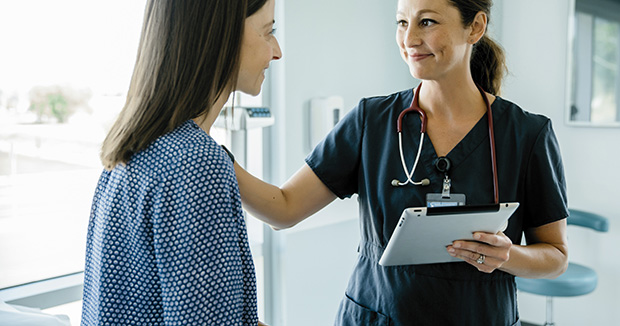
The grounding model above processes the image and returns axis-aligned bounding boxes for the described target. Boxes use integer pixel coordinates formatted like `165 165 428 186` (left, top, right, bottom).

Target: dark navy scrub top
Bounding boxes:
305 88 568 326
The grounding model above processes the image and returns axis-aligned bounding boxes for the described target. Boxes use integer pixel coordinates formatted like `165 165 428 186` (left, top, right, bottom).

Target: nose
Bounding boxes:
272 37 282 60
402 25 422 48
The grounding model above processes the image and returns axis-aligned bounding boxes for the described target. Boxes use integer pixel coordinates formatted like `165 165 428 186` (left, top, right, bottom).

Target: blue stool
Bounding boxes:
516 209 609 326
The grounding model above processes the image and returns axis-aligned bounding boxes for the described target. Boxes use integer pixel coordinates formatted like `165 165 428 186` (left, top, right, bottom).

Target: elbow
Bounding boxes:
550 245 569 279
550 260 568 279
246 209 301 231
558 254 569 277
559 260 569 276
270 220 299 231
549 261 568 280
558 244 569 275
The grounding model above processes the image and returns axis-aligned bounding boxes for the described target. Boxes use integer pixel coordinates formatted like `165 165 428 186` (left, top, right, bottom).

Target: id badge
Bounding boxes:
426 193 466 207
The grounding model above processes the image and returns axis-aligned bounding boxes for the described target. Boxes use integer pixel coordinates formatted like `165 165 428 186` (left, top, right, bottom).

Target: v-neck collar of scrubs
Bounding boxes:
400 91 507 195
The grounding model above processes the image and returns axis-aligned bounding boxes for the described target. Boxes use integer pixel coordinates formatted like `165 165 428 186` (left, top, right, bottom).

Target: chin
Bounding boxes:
408 68 424 80
238 86 261 97
246 88 261 97
408 66 435 81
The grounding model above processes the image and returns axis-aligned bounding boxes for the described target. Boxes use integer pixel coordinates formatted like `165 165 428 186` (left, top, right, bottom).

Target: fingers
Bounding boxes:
447 245 500 273
475 231 511 247
447 232 511 273
447 245 491 271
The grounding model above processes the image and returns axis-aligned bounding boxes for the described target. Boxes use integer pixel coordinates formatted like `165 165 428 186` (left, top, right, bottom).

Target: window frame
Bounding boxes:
567 0 620 127
0 272 83 309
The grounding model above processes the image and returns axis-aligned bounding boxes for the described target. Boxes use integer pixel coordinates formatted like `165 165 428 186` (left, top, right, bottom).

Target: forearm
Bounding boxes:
234 162 336 229
500 242 568 279
234 162 296 228
448 219 568 277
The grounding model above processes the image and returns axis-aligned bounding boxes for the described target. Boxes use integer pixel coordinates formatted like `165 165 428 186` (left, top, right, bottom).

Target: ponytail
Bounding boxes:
470 35 507 95
448 0 507 95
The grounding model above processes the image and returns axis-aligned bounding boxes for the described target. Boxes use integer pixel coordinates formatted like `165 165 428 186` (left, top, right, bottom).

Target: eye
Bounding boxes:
396 19 408 28
420 19 437 27
269 28 277 36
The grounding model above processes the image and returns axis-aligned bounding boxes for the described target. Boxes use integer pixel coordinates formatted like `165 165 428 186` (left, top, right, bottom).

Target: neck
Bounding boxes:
193 92 231 135
417 76 487 121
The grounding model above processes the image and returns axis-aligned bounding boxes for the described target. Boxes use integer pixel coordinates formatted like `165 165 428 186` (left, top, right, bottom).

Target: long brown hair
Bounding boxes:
101 0 268 170
448 0 507 95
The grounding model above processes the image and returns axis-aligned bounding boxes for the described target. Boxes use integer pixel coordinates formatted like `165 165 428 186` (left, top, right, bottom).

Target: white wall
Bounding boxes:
499 0 620 324
269 0 412 182
265 1 412 325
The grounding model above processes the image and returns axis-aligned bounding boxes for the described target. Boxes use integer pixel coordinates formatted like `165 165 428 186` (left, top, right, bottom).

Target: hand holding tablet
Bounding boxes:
379 203 520 266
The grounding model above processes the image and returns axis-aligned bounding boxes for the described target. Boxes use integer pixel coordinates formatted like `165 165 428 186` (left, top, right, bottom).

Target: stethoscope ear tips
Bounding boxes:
391 179 401 187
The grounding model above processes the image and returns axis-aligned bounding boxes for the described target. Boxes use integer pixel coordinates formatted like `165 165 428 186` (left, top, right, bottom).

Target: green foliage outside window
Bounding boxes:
28 85 91 123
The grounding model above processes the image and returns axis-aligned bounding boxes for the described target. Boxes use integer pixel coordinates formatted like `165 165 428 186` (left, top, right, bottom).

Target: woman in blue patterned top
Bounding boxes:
81 0 281 325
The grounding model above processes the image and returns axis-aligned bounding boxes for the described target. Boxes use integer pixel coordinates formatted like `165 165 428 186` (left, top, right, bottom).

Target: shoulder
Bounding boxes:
342 88 413 127
130 120 231 180
153 120 213 154
358 88 413 114
493 97 553 136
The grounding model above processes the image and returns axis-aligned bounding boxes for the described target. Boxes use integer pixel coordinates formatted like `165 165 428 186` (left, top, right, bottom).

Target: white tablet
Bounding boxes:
378 202 520 266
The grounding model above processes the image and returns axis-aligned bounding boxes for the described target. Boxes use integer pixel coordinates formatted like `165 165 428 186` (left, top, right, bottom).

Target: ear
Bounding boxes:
468 11 487 44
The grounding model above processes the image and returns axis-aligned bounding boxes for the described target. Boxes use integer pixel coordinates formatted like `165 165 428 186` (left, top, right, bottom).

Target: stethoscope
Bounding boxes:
391 83 500 204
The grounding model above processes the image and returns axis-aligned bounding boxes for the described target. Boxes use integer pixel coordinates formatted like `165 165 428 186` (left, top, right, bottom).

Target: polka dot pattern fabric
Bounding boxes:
81 120 258 326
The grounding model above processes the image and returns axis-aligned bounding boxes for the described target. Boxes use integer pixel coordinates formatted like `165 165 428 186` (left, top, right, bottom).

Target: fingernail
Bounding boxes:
453 242 461 248
474 233 481 240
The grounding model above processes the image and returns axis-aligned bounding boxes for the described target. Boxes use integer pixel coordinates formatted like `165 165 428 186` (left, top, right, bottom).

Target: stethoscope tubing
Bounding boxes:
394 83 499 204
394 132 426 186
397 85 427 133
481 86 499 204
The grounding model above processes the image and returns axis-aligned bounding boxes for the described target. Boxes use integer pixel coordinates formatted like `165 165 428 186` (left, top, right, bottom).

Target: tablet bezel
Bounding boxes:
378 202 520 266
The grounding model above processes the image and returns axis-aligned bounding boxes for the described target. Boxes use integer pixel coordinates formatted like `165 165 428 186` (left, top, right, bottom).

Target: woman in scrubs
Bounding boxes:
81 0 281 325
234 0 568 325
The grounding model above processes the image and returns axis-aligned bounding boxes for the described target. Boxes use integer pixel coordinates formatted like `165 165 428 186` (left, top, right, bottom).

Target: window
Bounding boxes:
1 1 269 323
0 0 146 289
569 0 620 125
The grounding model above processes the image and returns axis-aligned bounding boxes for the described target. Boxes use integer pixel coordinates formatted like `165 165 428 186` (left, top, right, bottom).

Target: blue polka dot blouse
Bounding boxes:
81 120 258 325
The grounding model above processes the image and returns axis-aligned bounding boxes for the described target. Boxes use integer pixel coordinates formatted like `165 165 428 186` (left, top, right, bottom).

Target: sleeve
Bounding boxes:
523 119 569 228
305 99 366 199
151 147 253 325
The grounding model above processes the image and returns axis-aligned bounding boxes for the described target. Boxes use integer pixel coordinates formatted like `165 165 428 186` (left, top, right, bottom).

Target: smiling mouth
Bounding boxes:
409 53 432 61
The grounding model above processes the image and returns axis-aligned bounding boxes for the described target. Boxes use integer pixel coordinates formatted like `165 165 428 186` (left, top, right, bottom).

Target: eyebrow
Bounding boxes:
263 20 275 28
397 9 440 16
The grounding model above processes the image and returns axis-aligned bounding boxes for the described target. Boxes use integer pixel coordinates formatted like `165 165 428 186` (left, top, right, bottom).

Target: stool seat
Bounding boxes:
516 209 609 325
516 262 598 297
